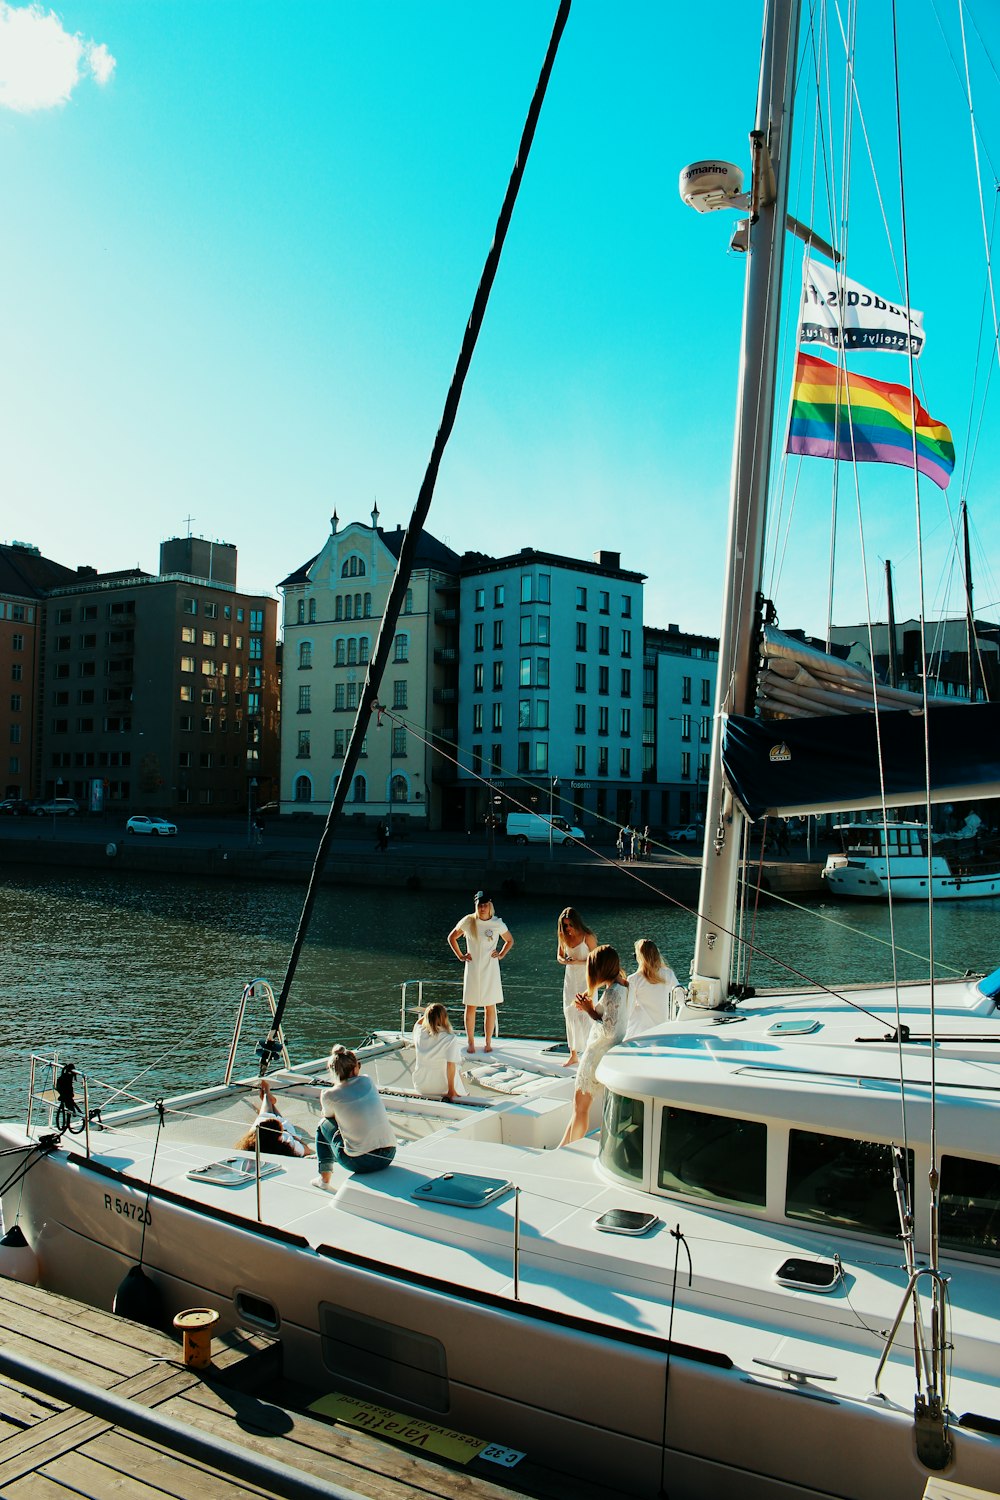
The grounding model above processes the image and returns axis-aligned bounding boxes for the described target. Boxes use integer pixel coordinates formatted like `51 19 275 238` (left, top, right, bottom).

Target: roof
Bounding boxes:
278 523 461 589
0 544 79 599
459 546 646 584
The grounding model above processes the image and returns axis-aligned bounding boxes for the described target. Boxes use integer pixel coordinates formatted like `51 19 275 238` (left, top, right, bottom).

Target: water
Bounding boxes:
2 867 998 1120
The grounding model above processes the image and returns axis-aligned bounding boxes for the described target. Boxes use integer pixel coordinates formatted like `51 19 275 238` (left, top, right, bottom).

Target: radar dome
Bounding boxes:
679 160 745 213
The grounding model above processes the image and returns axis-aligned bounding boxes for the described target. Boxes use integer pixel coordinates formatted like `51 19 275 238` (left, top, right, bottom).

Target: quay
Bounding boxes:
0 817 824 902
0 1275 624 1500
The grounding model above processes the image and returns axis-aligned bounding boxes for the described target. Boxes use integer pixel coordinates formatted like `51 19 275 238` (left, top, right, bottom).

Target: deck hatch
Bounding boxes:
411 1173 512 1209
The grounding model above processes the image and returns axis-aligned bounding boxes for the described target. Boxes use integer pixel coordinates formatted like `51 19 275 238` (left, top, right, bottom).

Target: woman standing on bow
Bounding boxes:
559 944 629 1147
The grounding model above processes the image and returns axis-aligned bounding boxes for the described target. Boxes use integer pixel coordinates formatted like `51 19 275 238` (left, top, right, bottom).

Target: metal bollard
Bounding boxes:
173 1307 221 1369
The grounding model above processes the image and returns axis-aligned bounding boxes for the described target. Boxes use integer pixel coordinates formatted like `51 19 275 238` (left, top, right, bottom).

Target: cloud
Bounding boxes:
0 2 116 112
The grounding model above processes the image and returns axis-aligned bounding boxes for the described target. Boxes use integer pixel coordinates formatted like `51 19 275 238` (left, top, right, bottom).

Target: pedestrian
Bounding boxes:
556 907 598 1066
374 821 388 853
642 824 651 859
629 826 638 861
616 826 626 860
447 891 514 1054
625 938 679 1038
558 945 629 1147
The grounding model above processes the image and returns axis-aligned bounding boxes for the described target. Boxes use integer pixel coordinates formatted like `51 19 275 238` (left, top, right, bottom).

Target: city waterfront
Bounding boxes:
1 865 997 1121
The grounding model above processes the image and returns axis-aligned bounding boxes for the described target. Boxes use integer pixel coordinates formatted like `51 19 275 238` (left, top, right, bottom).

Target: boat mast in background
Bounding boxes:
685 0 800 1008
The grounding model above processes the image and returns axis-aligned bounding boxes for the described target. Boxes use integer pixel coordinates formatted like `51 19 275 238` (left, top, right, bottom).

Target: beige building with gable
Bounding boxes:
278 508 460 827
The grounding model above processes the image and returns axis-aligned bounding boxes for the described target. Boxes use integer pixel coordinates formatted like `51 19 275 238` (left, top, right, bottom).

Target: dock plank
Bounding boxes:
72 1430 273 1500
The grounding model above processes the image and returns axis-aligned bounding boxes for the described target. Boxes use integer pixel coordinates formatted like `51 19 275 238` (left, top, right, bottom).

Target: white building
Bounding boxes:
278 509 460 825
642 624 719 830
454 548 645 836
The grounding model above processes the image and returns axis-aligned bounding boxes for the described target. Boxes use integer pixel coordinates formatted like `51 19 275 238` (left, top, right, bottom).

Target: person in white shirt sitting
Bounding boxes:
624 938 679 1039
412 1003 466 1101
315 1045 397 1183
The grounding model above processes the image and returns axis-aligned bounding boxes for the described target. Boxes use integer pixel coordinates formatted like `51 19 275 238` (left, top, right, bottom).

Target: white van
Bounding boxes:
506 812 584 846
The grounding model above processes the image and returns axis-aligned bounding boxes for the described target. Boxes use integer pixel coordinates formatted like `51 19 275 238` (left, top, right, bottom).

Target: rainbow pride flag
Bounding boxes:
786 351 954 490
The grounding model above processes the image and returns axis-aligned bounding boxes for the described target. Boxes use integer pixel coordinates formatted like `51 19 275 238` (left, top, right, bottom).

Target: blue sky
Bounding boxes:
2 0 999 642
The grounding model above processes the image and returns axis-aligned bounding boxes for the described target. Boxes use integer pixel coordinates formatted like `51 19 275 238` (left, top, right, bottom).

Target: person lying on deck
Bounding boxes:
234 1079 312 1157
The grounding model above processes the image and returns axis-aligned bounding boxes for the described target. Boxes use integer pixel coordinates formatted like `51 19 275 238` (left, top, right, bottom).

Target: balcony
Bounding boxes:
434 648 457 665
433 687 457 704
434 608 457 624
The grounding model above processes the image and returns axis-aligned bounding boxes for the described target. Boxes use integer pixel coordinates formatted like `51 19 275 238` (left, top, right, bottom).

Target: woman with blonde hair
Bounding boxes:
315 1045 396 1184
412 1003 466 1101
447 890 514 1053
558 944 629 1147
625 938 679 1039
556 907 598 1066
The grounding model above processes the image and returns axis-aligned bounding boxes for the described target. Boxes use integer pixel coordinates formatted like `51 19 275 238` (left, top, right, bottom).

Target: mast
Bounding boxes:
962 500 977 701
688 0 801 1008
885 559 899 690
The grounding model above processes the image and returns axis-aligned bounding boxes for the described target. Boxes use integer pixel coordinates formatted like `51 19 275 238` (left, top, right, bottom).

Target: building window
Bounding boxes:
9 724 21 744
538 699 550 730
341 556 366 578
621 708 631 736
11 664 22 681
202 630 217 647
598 747 608 776
681 714 691 740
599 666 609 695
620 748 631 776
475 588 485 610
364 593 372 617
575 704 586 732
519 658 531 687
621 629 632 657
299 685 311 713
576 586 587 610
335 596 344 621
299 641 313 669
347 638 358 665
702 678 711 705
599 591 610 614
575 744 586 773
205 603 219 620
474 663 484 691
394 633 409 663
599 626 609 654
682 676 692 703
294 775 311 802
473 704 484 732
576 622 587 652
621 669 631 696
494 585 505 606
10 694 21 711
308 598 317 622
576 663 586 692
335 684 345 710
346 682 358 710
538 574 550 602
492 661 504 690
391 726 407 757
535 741 548 772
518 742 529 772
681 751 691 779
335 639 346 665
518 699 530 730
11 634 23 651
491 743 502 773
298 730 311 759
493 619 503 650
333 729 345 758
537 657 549 687
491 702 503 732
353 774 367 802
297 599 305 623
520 574 533 604
390 774 408 803
403 589 413 614
520 616 533 645
180 656 195 673
393 679 407 709
182 598 197 615
471 745 483 774
701 716 711 742
359 637 369 663
474 623 484 652
621 595 632 618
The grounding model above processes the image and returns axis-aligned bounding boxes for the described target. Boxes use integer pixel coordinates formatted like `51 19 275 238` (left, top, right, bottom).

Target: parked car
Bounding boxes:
33 797 80 817
505 812 584 846
0 798 30 816
666 822 702 844
126 815 178 837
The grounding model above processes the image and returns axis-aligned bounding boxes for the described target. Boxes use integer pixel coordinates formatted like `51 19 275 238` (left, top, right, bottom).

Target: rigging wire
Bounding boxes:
259 0 572 1061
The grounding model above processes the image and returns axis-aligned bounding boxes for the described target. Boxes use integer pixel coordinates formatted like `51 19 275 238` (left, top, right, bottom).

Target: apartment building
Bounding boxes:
0 542 79 800
41 536 278 814
454 548 645 835
278 509 461 825
642 624 719 829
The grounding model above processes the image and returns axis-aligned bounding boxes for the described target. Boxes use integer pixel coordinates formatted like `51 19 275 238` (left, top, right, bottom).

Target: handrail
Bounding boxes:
225 979 291 1085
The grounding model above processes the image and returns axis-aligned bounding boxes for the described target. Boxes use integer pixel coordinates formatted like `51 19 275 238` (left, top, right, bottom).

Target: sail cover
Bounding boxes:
723 702 1000 820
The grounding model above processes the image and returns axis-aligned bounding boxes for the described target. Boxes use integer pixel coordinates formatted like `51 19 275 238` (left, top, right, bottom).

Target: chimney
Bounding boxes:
594 550 620 569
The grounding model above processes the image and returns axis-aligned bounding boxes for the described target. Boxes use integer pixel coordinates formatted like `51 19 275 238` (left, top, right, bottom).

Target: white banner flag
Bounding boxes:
799 261 924 356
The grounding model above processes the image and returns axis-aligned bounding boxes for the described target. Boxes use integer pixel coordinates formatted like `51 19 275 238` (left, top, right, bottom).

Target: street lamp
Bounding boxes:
247 777 258 847
548 776 560 859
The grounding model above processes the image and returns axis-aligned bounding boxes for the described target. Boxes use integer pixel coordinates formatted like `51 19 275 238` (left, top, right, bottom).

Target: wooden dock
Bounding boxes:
0 1277 623 1500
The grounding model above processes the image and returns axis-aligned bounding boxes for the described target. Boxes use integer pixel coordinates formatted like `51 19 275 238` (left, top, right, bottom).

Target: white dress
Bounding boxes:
575 981 628 1096
457 912 508 1008
625 964 679 1039
412 1023 467 1096
560 938 592 1055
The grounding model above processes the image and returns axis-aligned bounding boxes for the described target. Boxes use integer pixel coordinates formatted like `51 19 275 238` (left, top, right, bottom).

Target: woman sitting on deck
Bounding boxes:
315 1045 397 1183
412 1003 466 1102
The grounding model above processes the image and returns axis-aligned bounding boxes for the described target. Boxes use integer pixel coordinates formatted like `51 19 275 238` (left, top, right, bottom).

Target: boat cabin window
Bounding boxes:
785 1131 912 1238
599 1092 645 1184
657 1106 766 1208
939 1156 1000 1260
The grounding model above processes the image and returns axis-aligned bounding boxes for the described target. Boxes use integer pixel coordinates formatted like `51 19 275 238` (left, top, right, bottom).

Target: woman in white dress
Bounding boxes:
625 938 679 1039
556 907 598 1066
412 1003 466 1100
447 891 514 1053
558 944 629 1146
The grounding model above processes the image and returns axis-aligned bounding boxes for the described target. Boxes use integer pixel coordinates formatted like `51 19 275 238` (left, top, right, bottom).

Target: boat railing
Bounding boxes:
224 978 291 1085
398 977 466 1032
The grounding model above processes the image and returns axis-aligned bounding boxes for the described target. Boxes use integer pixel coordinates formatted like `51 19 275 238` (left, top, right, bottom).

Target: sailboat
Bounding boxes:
3 2 1000 1497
